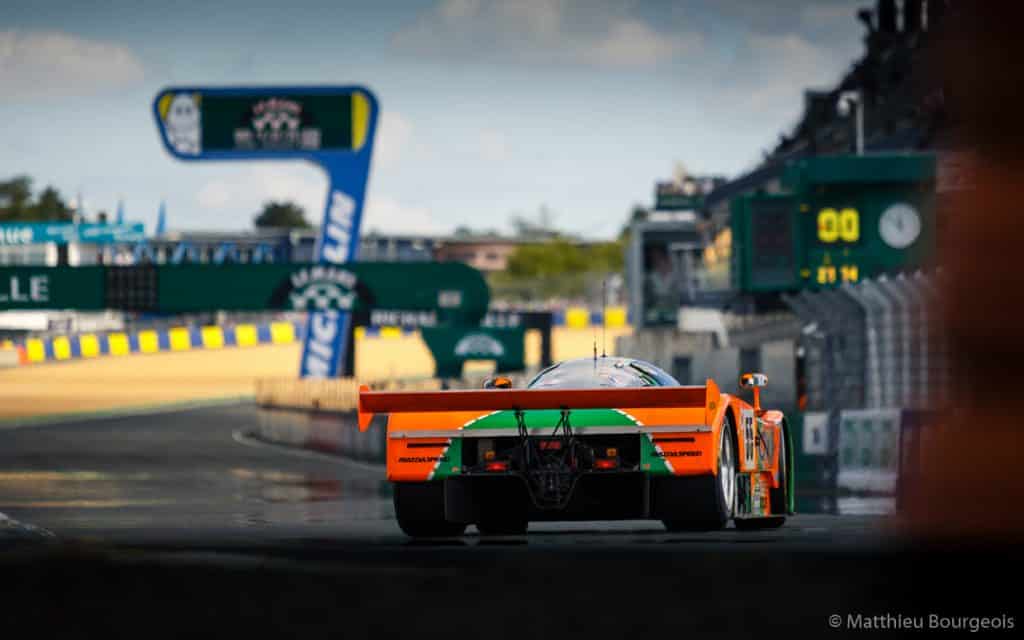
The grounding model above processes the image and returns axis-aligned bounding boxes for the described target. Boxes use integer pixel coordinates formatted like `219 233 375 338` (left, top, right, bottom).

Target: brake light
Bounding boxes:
594 458 618 470
485 461 509 472
538 440 562 451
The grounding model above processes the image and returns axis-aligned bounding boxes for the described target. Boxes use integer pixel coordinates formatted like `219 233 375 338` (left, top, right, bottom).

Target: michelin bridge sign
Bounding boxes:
153 85 378 377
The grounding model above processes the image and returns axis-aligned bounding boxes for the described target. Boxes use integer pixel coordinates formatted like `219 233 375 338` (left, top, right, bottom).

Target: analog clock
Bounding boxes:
878 203 921 249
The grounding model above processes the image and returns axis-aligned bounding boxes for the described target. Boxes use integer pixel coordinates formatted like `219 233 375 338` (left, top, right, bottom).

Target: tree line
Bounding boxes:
0 176 73 222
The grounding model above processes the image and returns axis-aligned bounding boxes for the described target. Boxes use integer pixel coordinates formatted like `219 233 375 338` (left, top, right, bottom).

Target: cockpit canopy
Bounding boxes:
526 357 678 389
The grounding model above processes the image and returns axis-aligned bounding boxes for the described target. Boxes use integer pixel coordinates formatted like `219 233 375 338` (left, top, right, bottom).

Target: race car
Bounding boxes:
357 356 793 537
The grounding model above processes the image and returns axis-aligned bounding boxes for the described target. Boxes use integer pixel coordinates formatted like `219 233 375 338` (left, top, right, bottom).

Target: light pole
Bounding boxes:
838 90 864 155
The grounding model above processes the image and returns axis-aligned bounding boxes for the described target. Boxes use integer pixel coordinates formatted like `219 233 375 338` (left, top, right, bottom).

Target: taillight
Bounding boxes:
593 458 618 470
485 461 509 472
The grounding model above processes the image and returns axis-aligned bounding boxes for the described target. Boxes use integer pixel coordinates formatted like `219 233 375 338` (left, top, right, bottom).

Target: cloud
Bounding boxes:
497 0 564 40
0 30 144 100
394 1 699 69
744 33 832 108
196 164 327 223
800 4 857 29
374 111 414 170
194 166 444 235
580 19 700 68
363 195 445 235
440 0 482 20
475 129 508 162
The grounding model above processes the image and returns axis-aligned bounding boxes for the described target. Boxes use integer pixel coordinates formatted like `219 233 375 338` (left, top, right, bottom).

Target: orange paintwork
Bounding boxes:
359 385 709 431
361 382 784 502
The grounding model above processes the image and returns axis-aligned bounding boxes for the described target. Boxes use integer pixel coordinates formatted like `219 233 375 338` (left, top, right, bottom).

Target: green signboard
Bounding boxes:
0 263 488 321
201 94 356 152
655 181 705 211
0 268 103 310
156 90 369 156
421 326 526 379
732 154 936 292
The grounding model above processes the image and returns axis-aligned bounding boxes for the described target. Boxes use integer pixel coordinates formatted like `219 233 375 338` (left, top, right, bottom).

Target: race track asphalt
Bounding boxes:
0 403 1018 637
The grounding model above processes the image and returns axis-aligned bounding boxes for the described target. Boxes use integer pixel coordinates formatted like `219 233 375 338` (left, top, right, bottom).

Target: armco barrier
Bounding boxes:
0 347 18 369
253 408 388 465
553 305 628 329
254 376 446 412
17 321 302 365
252 377 453 464
8 308 630 367
12 322 422 366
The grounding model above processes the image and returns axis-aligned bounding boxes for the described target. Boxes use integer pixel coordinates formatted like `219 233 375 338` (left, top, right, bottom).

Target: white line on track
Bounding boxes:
0 510 57 540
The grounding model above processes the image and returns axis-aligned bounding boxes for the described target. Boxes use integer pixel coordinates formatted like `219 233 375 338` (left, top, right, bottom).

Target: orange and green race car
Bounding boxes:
357 356 794 538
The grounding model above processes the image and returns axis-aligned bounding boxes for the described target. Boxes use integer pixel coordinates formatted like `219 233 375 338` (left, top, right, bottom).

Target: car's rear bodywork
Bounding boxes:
358 369 794 529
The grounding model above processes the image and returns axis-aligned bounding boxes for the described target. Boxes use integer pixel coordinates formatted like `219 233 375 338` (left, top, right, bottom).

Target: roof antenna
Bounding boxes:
601 278 607 358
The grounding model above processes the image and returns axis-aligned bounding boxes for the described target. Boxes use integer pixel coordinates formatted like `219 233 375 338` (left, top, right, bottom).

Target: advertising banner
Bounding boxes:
420 326 526 379
0 222 146 246
0 263 489 321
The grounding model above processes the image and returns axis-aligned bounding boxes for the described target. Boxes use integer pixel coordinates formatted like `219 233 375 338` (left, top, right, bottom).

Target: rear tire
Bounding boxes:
393 482 466 538
661 417 737 532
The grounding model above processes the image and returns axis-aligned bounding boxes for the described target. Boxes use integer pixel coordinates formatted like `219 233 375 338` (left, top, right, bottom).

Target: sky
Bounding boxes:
0 0 864 239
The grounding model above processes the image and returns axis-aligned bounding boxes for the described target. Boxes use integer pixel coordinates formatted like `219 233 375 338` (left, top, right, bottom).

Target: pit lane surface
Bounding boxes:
0 404 1016 638
0 402 880 549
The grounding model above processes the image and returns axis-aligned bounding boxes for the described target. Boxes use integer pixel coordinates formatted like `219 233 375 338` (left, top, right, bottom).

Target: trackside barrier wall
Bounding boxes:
11 322 421 365
254 409 388 464
554 305 629 328
9 312 628 367
253 377 463 463
0 346 18 369
784 273 947 498
254 377 446 412
15 321 302 364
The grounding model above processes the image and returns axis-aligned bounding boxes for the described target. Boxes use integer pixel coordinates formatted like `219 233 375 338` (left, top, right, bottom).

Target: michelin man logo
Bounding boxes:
159 92 201 155
454 333 505 358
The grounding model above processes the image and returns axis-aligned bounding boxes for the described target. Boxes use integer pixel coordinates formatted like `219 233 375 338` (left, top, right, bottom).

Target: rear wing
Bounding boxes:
357 380 721 431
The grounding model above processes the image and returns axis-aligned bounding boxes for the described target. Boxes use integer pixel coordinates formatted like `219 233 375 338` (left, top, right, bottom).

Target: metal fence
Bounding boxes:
784 272 946 412
784 272 947 496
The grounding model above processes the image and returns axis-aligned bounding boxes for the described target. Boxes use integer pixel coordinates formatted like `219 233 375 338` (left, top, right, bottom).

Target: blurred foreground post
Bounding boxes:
902 2 1024 539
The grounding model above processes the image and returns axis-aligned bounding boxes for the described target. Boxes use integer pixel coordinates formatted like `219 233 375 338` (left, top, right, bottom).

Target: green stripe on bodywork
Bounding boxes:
462 408 672 476
464 408 635 430
425 409 682 480
640 435 673 475
432 437 463 479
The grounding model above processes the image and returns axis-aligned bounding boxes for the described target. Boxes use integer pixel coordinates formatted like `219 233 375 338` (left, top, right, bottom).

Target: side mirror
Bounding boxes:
483 376 512 389
739 372 767 414
739 373 768 388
